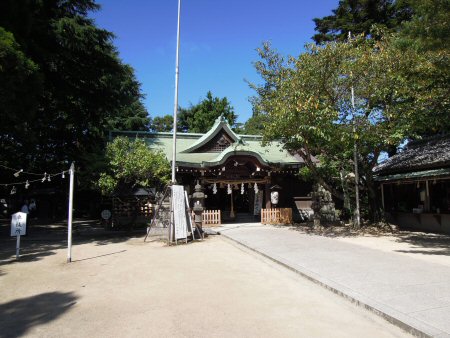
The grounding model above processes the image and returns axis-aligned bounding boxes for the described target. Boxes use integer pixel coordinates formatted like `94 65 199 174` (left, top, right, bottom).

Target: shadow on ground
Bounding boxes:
290 223 450 256
0 292 77 338
393 232 450 256
0 218 147 272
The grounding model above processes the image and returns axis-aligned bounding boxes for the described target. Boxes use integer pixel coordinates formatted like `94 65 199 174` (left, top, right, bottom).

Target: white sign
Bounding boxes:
11 212 27 236
101 209 112 220
172 185 188 240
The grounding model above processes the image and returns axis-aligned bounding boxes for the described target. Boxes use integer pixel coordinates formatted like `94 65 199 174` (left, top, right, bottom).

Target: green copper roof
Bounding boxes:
111 119 303 168
181 115 242 153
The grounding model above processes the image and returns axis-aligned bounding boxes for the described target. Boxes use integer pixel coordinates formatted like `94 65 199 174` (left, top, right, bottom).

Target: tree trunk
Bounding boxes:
365 173 381 222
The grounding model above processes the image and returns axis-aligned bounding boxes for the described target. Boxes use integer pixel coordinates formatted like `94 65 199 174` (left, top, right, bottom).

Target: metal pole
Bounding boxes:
353 132 361 227
171 0 181 184
16 233 20 259
349 31 360 228
169 0 181 244
67 162 75 263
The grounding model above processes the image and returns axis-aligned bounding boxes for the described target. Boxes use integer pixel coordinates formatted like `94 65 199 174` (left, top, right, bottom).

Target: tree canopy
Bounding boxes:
148 91 239 134
178 91 238 133
98 137 170 196
249 33 442 220
312 0 413 43
150 115 174 132
0 0 149 188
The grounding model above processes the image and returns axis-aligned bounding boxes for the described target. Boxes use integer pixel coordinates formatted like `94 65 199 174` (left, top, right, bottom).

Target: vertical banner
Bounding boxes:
172 185 188 240
254 190 263 216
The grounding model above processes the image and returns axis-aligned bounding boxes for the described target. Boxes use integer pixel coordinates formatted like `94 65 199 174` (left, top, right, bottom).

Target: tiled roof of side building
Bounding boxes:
374 134 450 175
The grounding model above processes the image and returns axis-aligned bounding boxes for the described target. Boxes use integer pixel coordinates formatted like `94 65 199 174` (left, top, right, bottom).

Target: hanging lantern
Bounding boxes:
10 186 16 195
213 182 217 194
62 171 65 179
254 183 259 193
25 180 30 189
241 183 244 195
47 175 51 182
42 173 47 182
227 184 232 194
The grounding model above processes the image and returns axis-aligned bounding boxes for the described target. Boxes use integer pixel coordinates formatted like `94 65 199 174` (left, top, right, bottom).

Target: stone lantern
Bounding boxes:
191 181 206 230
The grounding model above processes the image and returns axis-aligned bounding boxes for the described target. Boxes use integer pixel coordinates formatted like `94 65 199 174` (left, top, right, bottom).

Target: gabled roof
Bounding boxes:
181 115 242 153
110 120 304 168
374 134 450 175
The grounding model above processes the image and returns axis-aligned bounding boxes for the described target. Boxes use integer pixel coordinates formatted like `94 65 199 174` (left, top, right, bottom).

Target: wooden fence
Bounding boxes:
261 208 293 224
202 210 221 227
112 197 153 218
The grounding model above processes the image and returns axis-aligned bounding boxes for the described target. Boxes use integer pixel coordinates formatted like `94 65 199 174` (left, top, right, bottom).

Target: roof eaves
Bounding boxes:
181 117 241 153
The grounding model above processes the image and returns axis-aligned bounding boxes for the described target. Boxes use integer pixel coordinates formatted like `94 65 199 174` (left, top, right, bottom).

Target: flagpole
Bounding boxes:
171 0 181 184
349 31 360 228
169 0 181 244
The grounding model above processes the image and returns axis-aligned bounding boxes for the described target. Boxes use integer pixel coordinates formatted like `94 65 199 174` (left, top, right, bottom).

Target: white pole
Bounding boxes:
349 31 360 228
169 0 181 244
16 233 20 259
171 0 181 184
352 89 361 228
67 162 75 263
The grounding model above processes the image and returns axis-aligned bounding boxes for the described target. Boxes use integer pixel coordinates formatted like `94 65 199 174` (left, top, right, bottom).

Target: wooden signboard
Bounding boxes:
172 185 188 240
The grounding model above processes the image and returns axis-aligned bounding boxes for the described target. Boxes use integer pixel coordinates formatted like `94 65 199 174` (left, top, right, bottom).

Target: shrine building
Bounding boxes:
111 116 314 223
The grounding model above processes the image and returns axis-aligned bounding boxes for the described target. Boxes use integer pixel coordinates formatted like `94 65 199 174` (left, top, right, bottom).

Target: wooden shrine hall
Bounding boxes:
111 116 314 223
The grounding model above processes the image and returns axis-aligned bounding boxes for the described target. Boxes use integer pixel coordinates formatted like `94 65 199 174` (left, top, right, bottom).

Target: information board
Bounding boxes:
172 185 188 240
11 212 27 236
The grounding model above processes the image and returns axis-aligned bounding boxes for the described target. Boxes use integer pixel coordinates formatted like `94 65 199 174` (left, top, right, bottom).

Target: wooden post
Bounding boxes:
230 190 235 219
425 180 430 212
265 183 271 209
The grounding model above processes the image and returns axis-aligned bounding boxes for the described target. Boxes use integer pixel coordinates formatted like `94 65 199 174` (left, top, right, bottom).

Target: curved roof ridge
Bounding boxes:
181 115 241 153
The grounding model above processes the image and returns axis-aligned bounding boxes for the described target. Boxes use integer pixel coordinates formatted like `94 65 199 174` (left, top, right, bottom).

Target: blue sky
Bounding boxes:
91 0 338 124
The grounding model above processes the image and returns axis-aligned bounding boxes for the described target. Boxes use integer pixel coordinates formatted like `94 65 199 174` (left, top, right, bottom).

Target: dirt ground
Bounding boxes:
0 232 413 338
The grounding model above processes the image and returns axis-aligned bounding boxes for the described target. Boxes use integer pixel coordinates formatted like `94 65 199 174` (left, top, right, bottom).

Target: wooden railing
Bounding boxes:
261 208 293 225
202 210 221 227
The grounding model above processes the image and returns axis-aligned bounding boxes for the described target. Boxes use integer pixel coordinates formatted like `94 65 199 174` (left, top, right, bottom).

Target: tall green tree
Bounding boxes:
395 0 450 137
179 91 238 133
0 0 149 187
312 0 413 43
250 35 432 220
242 112 268 135
150 115 174 132
397 0 449 52
98 137 170 196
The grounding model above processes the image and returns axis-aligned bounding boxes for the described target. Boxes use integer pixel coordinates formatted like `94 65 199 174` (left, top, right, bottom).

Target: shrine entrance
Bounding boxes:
200 155 270 222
